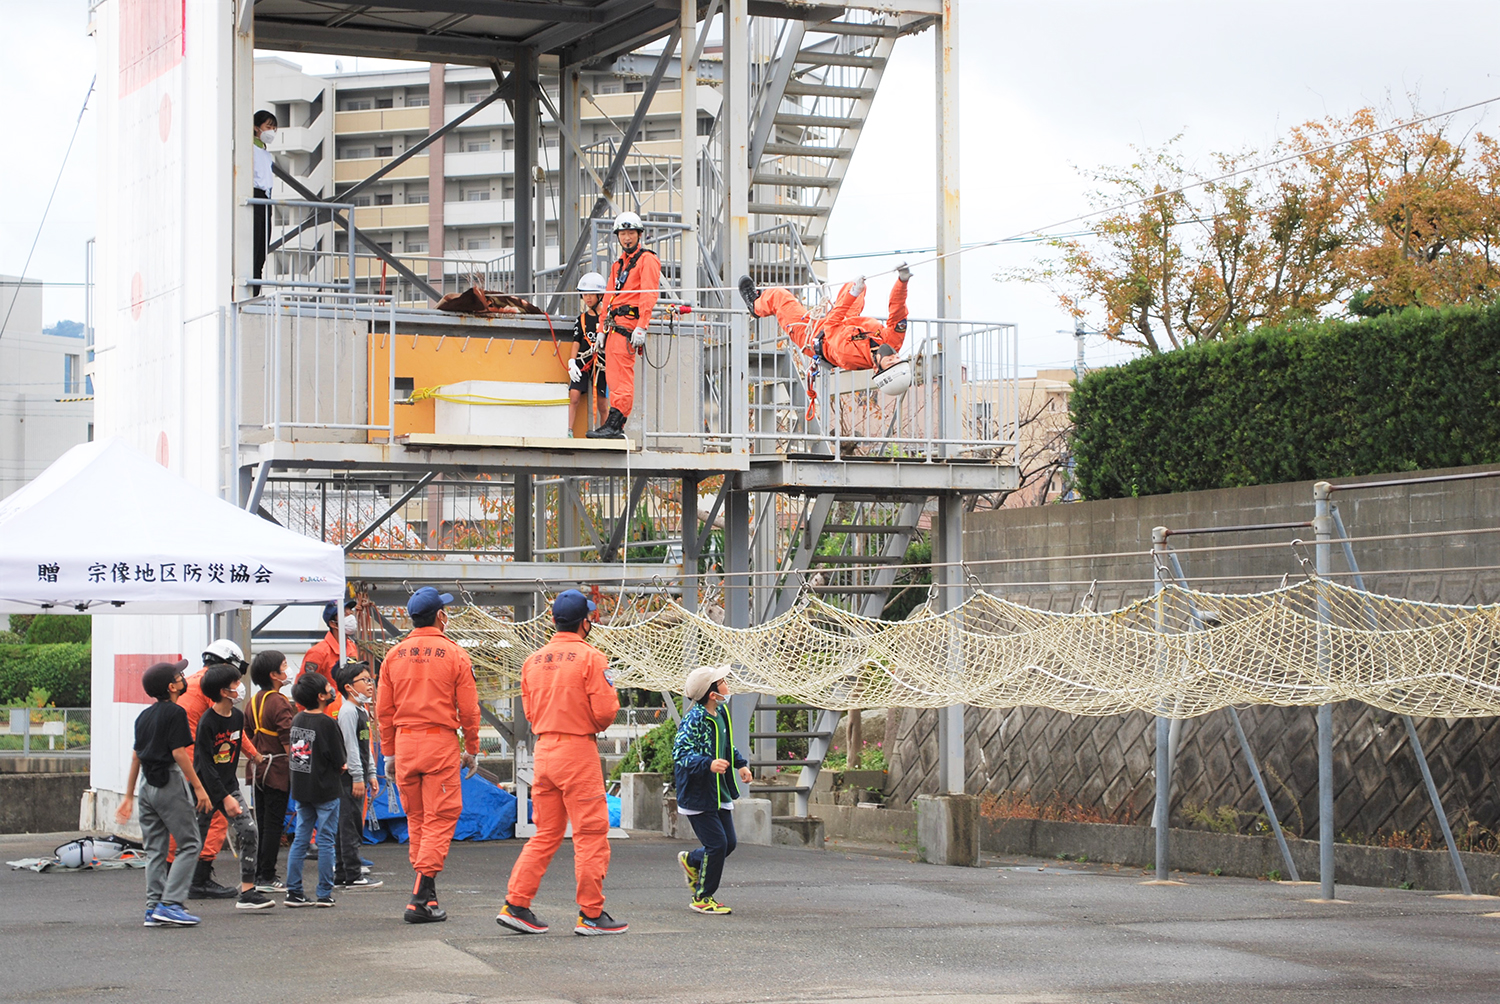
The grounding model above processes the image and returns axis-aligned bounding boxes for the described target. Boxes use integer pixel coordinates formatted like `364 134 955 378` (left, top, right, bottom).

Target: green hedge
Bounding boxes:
0 644 92 707
1071 302 1500 499
608 719 678 781
24 615 91 645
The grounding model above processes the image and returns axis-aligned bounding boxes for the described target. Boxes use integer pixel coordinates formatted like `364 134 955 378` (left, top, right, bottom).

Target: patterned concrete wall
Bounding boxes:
887 464 1500 843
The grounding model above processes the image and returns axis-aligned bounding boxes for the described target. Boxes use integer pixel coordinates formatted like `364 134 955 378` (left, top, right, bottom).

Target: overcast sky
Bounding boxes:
4 1 1499 372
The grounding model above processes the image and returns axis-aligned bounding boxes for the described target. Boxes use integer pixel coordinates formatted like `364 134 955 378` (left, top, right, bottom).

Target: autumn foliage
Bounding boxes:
1027 107 1500 351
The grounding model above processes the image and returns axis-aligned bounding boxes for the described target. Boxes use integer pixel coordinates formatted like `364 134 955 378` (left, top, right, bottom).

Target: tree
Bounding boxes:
1013 106 1500 352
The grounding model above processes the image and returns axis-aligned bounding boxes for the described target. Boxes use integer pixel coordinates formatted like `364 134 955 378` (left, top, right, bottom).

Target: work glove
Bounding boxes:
630 327 646 350
567 358 582 383
851 275 866 297
896 261 912 283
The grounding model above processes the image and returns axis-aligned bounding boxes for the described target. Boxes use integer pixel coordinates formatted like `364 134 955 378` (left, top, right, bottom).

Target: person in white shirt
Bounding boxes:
252 110 278 289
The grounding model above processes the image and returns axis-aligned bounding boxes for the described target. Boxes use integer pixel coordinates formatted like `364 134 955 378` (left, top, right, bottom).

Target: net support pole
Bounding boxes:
1313 481 1336 900
1228 707 1301 882
1151 526 1171 880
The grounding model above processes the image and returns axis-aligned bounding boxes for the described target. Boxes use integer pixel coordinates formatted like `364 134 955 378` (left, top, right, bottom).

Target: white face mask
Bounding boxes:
342 614 359 634
233 683 246 701
260 129 277 144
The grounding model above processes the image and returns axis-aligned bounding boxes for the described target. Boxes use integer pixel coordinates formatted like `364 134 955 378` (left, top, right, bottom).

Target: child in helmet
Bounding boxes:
738 264 913 395
567 272 609 436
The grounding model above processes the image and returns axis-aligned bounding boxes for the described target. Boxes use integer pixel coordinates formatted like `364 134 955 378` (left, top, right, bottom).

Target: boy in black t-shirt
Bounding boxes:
285 672 346 907
116 660 214 928
193 663 273 910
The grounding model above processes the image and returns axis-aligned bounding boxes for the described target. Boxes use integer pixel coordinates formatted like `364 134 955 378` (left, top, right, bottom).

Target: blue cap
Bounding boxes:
552 588 596 625
322 598 356 623
407 586 455 617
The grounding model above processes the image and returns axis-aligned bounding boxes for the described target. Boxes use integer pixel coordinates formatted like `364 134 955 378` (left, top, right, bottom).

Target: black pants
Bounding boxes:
253 783 289 883
252 187 269 289
196 787 259 885
686 807 737 900
333 772 365 883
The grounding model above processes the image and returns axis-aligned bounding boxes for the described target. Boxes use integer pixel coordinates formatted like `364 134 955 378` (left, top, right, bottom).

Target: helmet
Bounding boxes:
872 358 913 396
578 271 607 293
612 210 644 233
202 638 247 672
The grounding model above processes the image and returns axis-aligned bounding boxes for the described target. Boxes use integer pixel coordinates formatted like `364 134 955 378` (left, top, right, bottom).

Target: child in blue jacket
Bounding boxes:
672 664 752 914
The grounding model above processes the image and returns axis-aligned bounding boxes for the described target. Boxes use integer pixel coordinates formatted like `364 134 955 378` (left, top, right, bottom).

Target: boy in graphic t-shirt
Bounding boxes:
192 662 272 910
285 671 346 907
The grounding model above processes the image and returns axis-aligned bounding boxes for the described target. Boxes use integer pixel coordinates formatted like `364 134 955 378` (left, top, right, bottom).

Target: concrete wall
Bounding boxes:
0 758 90 835
886 464 1500 844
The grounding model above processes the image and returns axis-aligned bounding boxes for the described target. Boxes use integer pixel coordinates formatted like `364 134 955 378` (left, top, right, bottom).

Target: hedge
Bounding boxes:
24 614 91 645
1070 301 1500 499
0 644 92 707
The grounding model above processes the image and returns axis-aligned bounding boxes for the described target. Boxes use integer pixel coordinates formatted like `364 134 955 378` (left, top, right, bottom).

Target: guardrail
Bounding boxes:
1 707 91 755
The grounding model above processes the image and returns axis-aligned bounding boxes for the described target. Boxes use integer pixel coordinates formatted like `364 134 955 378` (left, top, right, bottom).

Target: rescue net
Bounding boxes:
377 579 1500 719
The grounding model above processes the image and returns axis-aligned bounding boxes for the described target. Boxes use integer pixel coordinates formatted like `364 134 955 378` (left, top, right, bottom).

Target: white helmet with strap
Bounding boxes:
578 271 607 293
872 358 913 396
203 638 247 672
612 210 644 233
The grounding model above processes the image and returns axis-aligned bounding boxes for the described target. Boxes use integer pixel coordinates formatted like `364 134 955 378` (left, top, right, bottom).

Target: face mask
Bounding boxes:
353 692 372 705
342 614 359 634
260 129 277 144
234 683 246 701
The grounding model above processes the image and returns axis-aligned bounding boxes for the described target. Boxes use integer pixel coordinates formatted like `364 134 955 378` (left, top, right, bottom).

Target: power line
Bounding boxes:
0 76 95 343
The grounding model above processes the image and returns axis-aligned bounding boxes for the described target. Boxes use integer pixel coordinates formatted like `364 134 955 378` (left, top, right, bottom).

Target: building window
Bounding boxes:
407 241 428 253
376 145 394 158
465 236 490 250
342 98 373 111
646 128 677 141
624 81 644 93
376 98 394 109
87 423 94 442
339 146 372 160
465 140 491 153
462 90 487 104
351 195 372 207
376 194 393 206
63 354 81 395
406 191 429 204
465 189 491 202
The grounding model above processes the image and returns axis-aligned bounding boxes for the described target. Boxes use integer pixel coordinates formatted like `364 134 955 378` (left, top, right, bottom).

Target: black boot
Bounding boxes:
404 873 447 924
189 858 238 900
738 275 760 314
585 407 627 440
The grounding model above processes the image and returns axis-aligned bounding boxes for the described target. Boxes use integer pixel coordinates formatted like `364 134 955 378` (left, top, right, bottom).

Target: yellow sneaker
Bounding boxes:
690 897 731 915
678 850 700 891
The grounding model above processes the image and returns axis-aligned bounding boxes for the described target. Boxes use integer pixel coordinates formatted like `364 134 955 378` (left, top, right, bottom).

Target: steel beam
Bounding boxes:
601 475 648 562
547 26 683 311
679 0 700 307
251 439 748 476
743 458 1019 495
343 472 438 553
253 19 522 66
749 22 806 169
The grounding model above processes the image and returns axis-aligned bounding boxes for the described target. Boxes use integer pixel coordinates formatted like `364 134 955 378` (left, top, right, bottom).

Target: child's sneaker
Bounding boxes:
574 909 628 936
315 895 336 907
236 889 275 910
150 903 201 926
254 878 285 893
496 902 549 934
677 850 700 891
690 897 732 915
283 890 314 908
143 906 163 927
337 875 384 889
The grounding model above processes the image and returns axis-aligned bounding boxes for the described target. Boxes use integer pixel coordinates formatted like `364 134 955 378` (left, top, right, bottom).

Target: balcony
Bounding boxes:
351 203 429 231
335 107 431 136
445 148 511 178
334 154 428 184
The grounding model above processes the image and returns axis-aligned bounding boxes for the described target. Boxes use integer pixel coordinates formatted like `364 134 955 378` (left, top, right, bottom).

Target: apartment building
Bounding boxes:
254 57 706 281
0 278 94 499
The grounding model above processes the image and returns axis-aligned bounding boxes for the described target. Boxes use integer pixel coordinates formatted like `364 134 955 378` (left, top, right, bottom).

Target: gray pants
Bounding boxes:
138 766 202 908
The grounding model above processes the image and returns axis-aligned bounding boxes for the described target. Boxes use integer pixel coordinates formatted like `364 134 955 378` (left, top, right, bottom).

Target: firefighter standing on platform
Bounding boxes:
497 589 628 936
587 211 660 441
375 587 482 924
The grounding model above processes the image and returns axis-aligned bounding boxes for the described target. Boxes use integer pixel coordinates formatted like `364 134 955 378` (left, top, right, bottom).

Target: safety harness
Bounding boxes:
606 245 658 327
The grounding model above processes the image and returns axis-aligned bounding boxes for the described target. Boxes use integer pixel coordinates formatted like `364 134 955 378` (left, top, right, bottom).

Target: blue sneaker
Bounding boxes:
150 902 201 927
144 906 163 927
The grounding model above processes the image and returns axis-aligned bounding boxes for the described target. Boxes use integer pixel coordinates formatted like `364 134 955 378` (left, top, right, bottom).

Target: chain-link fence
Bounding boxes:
0 707 91 755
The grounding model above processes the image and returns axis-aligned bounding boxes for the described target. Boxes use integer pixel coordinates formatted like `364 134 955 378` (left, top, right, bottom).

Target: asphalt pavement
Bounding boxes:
3 829 1499 1004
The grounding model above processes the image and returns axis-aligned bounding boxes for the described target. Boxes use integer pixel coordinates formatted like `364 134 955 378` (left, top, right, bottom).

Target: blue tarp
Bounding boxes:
289 752 517 844
524 795 621 828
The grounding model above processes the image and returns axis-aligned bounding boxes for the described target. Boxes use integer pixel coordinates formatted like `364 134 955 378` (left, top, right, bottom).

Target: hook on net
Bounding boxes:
1081 579 1098 613
1288 539 1318 580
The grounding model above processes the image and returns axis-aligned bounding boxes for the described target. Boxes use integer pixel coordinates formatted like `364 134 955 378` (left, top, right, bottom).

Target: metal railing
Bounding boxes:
2 707 91 755
253 197 357 292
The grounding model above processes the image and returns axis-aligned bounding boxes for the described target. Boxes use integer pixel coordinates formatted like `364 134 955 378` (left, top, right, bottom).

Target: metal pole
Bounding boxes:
1313 481 1336 900
1151 526 1171 880
725 0 750 454
1228 707 1301 882
934 0 960 322
559 64 581 267
935 494 965 794
679 0 699 308
513 48 538 296
1327 506 1472 895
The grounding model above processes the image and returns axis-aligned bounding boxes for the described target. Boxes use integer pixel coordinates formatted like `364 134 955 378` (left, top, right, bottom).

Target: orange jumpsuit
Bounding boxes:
375 626 481 879
504 630 620 915
300 629 359 718
599 245 661 419
755 279 909 372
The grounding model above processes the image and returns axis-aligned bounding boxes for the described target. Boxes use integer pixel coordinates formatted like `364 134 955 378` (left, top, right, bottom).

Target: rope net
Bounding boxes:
371 580 1500 719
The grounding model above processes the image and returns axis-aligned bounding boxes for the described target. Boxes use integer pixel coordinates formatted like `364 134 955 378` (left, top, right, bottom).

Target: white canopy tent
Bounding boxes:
0 439 347 821
0 438 344 614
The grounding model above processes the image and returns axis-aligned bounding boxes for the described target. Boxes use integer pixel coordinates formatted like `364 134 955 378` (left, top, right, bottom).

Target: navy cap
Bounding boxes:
552 588 596 625
407 586 455 617
323 598 357 623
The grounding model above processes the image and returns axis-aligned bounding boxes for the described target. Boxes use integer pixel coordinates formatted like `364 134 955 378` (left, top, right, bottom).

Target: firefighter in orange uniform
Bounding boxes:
738 264 915 397
375 587 482 924
587 211 660 440
496 589 628 936
300 599 358 718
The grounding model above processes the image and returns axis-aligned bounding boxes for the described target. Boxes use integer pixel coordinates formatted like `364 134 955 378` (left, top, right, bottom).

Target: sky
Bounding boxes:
4 1 1500 372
